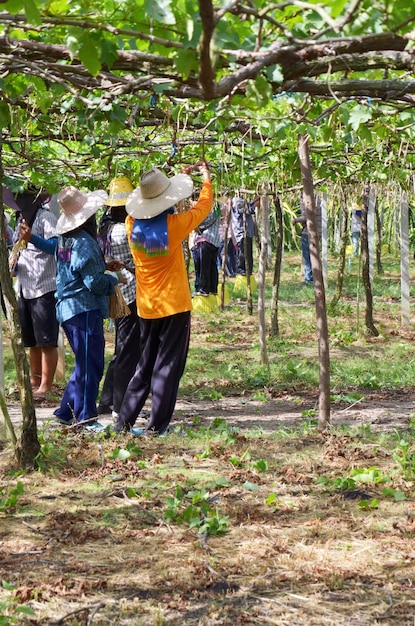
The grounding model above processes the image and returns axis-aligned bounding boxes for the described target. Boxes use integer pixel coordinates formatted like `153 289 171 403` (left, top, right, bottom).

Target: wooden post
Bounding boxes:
321 192 328 287
400 192 410 327
362 184 379 336
270 195 283 337
368 188 376 281
258 191 269 367
298 134 330 430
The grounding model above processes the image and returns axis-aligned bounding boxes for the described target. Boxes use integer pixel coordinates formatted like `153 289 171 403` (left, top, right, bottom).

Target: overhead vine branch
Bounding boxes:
0 0 414 183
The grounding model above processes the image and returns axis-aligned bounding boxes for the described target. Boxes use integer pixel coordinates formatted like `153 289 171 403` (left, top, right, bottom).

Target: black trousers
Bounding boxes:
194 241 219 294
100 301 141 413
116 311 190 434
236 236 253 275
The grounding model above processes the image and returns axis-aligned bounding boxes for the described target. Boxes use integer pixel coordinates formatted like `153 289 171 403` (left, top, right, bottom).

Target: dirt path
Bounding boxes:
7 388 415 433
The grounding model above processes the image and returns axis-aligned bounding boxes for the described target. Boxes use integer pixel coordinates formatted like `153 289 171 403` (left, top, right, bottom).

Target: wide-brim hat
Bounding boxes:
2 186 21 212
126 167 193 219
107 177 134 207
2 186 51 212
56 186 108 235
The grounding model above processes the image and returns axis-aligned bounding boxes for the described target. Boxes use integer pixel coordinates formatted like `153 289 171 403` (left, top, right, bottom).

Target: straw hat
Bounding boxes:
126 168 193 219
56 186 108 235
107 177 134 207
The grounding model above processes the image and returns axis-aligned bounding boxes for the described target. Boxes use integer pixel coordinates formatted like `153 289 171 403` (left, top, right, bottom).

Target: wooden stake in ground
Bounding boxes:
332 185 349 307
400 192 410 328
257 191 269 368
361 184 379 337
270 195 283 337
298 134 330 430
219 201 231 311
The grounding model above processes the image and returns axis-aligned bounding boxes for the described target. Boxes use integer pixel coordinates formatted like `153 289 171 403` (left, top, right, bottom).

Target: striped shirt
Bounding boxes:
103 222 136 306
15 209 57 299
194 206 221 248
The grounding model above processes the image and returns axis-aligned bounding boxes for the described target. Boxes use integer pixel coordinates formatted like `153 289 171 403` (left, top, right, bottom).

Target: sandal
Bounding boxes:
33 394 47 403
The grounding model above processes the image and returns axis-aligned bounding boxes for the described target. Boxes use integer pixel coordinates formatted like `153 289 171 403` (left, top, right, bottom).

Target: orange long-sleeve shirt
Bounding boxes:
126 179 213 319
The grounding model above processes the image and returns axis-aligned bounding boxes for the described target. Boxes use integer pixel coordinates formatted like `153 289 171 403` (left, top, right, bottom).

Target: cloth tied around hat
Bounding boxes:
126 167 193 219
56 186 108 235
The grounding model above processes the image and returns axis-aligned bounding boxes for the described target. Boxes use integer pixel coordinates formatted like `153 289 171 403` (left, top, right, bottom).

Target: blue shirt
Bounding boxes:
55 231 118 324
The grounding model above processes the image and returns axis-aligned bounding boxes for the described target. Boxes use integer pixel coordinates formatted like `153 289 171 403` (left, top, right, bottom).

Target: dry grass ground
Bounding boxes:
1 409 415 625
2 254 415 625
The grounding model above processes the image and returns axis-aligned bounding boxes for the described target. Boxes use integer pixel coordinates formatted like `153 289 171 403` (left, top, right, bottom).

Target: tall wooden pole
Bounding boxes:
258 190 269 367
270 195 283 337
400 192 410 327
361 184 379 336
298 134 330 429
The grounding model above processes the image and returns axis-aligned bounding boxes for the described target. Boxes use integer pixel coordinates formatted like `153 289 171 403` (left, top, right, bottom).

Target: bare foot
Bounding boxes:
33 387 51 398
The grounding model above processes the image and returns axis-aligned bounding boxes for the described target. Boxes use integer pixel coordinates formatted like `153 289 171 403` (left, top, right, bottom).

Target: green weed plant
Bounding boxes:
0 482 24 513
0 582 35 625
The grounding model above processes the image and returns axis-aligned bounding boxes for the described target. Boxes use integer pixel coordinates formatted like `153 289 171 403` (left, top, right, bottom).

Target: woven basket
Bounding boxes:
109 285 131 319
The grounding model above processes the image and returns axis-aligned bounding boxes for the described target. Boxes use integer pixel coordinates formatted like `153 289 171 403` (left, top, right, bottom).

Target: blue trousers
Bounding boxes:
115 311 190 434
54 310 104 423
352 231 360 256
301 231 313 283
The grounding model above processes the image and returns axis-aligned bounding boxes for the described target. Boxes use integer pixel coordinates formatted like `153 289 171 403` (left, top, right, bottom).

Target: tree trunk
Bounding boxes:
329 202 336 255
400 193 410 327
243 206 253 315
332 187 349 306
361 183 379 336
0 133 40 467
219 202 232 311
270 195 283 337
298 134 330 430
0 391 17 446
258 192 269 367
375 199 384 275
